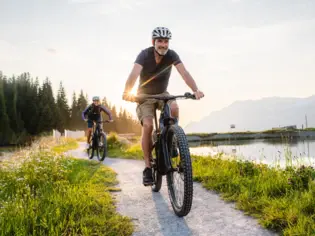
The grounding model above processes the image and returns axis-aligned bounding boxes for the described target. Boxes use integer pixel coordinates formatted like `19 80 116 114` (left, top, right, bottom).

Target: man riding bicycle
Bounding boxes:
82 96 113 149
122 26 204 186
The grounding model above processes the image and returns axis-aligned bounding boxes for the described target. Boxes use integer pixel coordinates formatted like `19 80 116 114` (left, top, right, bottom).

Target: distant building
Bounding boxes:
282 125 297 130
272 125 297 130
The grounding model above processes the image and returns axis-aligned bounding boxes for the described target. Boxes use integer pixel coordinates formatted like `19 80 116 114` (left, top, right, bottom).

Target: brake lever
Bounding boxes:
184 92 196 99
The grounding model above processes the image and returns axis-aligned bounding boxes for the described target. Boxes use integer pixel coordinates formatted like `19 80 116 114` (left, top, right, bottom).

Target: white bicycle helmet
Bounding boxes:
92 96 100 101
152 27 172 39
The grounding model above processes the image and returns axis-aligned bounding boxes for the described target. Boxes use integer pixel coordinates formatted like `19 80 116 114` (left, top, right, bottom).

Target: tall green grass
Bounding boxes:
0 138 133 236
51 137 79 153
107 132 143 160
192 154 315 235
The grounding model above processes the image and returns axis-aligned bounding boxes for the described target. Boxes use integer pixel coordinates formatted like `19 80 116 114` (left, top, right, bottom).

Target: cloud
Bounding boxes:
47 48 57 54
175 18 315 57
70 0 148 16
68 0 98 3
0 40 22 62
95 0 136 15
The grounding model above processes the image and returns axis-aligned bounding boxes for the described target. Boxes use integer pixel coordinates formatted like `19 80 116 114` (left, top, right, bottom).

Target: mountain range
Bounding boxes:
184 95 315 133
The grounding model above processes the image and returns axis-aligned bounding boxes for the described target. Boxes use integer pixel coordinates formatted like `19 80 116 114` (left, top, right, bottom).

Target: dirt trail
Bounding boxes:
68 142 277 236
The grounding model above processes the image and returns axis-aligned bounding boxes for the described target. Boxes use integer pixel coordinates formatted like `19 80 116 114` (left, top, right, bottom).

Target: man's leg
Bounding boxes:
141 117 155 185
169 100 179 119
86 120 93 148
87 128 92 143
136 100 155 186
142 117 154 168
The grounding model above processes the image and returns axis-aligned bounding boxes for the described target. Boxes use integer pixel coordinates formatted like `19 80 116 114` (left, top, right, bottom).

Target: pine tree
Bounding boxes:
37 78 58 133
70 92 78 130
0 71 142 144
0 77 13 145
27 76 40 135
77 90 88 130
122 109 129 132
109 105 117 132
3 76 26 143
56 82 70 132
15 73 39 135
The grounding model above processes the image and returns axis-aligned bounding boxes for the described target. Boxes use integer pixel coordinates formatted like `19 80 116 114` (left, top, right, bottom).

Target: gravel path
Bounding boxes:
68 142 277 236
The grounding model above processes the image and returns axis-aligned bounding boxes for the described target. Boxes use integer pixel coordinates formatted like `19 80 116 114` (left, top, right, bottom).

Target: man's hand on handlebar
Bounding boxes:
193 89 205 100
122 91 136 102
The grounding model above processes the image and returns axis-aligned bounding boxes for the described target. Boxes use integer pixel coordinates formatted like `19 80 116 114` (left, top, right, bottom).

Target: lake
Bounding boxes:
189 138 315 168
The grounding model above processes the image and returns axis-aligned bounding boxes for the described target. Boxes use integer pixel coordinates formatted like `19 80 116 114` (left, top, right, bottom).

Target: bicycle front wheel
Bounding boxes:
87 139 94 159
166 124 193 217
97 132 107 161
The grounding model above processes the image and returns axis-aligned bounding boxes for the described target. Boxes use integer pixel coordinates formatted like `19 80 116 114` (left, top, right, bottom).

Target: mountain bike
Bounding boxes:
131 92 196 217
87 120 111 161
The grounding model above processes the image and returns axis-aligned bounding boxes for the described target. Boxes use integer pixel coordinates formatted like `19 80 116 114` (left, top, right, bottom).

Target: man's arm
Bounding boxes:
123 63 142 96
175 63 198 92
175 62 204 99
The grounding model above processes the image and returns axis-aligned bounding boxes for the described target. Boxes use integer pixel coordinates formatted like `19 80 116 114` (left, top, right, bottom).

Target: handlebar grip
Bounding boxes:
184 92 196 99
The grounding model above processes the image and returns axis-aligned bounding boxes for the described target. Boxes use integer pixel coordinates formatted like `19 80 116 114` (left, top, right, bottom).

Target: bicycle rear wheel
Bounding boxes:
166 124 193 217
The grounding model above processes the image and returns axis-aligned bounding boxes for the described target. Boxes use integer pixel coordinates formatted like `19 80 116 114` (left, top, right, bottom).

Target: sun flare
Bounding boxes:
129 86 137 96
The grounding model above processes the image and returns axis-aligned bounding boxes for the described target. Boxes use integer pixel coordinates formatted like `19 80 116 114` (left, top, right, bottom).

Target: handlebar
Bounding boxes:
98 120 113 123
125 92 196 103
84 120 113 123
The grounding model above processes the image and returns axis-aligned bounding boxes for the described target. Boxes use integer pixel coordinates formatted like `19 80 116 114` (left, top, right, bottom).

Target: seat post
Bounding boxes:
154 103 159 132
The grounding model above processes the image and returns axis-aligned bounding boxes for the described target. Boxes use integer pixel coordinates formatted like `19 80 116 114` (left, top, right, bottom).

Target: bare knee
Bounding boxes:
170 101 179 118
142 118 153 135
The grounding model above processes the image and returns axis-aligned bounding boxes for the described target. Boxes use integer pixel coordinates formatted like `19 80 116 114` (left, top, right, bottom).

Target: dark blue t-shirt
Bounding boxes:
134 46 182 95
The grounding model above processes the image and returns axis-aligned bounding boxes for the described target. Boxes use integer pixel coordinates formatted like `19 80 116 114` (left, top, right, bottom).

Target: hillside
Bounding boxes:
184 95 315 133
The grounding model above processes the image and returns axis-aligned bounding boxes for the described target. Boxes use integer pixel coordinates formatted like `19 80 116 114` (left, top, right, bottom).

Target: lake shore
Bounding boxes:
186 130 315 142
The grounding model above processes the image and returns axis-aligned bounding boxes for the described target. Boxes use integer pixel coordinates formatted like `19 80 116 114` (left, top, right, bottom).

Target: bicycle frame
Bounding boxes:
91 121 104 148
132 92 195 175
153 99 178 175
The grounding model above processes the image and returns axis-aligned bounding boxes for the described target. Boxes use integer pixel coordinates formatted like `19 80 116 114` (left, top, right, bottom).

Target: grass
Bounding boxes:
0 137 133 236
51 138 79 153
107 132 143 160
192 154 315 235
108 143 143 160
304 127 315 131
76 136 87 142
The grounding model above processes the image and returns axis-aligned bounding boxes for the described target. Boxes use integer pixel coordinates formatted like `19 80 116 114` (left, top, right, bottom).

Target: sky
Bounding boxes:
0 0 315 127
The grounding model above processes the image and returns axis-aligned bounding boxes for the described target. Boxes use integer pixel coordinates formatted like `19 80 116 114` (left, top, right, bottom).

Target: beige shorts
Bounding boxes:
136 91 176 124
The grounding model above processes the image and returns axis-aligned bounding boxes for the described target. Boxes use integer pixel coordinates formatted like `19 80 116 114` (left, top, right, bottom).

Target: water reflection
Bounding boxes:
189 138 315 167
